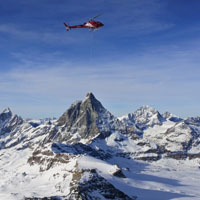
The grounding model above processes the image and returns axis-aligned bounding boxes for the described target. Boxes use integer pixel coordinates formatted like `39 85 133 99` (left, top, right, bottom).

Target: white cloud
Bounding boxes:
1 41 200 119
0 24 84 44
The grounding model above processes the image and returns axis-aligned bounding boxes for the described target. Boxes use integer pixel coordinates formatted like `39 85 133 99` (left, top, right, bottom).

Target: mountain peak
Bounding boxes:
55 93 106 142
86 92 95 99
82 92 104 113
0 107 12 121
2 107 12 114
137 105 157 113
52 93 121 143
133 105 164 129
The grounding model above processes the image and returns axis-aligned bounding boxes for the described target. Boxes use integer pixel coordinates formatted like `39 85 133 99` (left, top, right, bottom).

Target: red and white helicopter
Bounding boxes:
64 14 104 31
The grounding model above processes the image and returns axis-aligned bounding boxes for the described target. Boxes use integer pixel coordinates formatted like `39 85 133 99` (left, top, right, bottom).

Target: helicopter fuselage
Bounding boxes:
64 20 104 31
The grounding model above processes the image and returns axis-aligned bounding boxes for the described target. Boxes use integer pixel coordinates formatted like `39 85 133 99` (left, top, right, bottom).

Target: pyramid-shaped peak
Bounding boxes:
57 93 105 126
82 92 105 113
0 107 12 121
2 107 12 114
86 92 96 100
55 92 116 142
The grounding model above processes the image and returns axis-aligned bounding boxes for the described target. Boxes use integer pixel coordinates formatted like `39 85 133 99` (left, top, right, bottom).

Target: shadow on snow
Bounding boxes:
51 141 195 200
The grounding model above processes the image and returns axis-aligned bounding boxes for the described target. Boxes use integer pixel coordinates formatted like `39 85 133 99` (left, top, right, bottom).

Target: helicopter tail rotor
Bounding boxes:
64 23 70 31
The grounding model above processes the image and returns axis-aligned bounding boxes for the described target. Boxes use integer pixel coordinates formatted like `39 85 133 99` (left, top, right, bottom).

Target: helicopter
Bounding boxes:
64 14 104 31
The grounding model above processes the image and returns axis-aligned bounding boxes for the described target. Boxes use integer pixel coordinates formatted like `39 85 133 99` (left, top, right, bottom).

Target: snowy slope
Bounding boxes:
0 93 200 200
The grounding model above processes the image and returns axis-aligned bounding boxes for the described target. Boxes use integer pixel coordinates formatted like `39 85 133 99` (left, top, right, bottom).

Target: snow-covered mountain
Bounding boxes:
119 105 165 131
0 93 200 200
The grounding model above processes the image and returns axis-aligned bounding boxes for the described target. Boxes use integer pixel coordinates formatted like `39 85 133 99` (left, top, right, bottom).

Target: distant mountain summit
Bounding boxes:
0 108 23 146
133 105 165 129
0 107 12 121
119 105 164 130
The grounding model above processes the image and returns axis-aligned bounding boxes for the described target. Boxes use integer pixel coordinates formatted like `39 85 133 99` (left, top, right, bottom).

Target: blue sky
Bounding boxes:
0 0 200 119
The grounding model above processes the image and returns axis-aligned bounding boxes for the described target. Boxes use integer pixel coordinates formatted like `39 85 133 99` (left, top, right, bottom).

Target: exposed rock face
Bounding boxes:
112 168 126 178
57 92 103 139
0 108 12 121
67 169 135 200
0 108 23 137
162 112 183 122
0 108 24 149
45 93 122 144
27 145 70 172
25 169 135 200
120 105 165 131
185 117 200 126
164 122 193 150
25 196 65 200
51 142 112 160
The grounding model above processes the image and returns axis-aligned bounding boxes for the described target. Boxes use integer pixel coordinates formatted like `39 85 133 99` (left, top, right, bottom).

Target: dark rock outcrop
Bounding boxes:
68 169 135 200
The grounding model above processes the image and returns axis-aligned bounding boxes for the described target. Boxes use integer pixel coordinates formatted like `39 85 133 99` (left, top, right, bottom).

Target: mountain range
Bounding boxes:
0 93 200 200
